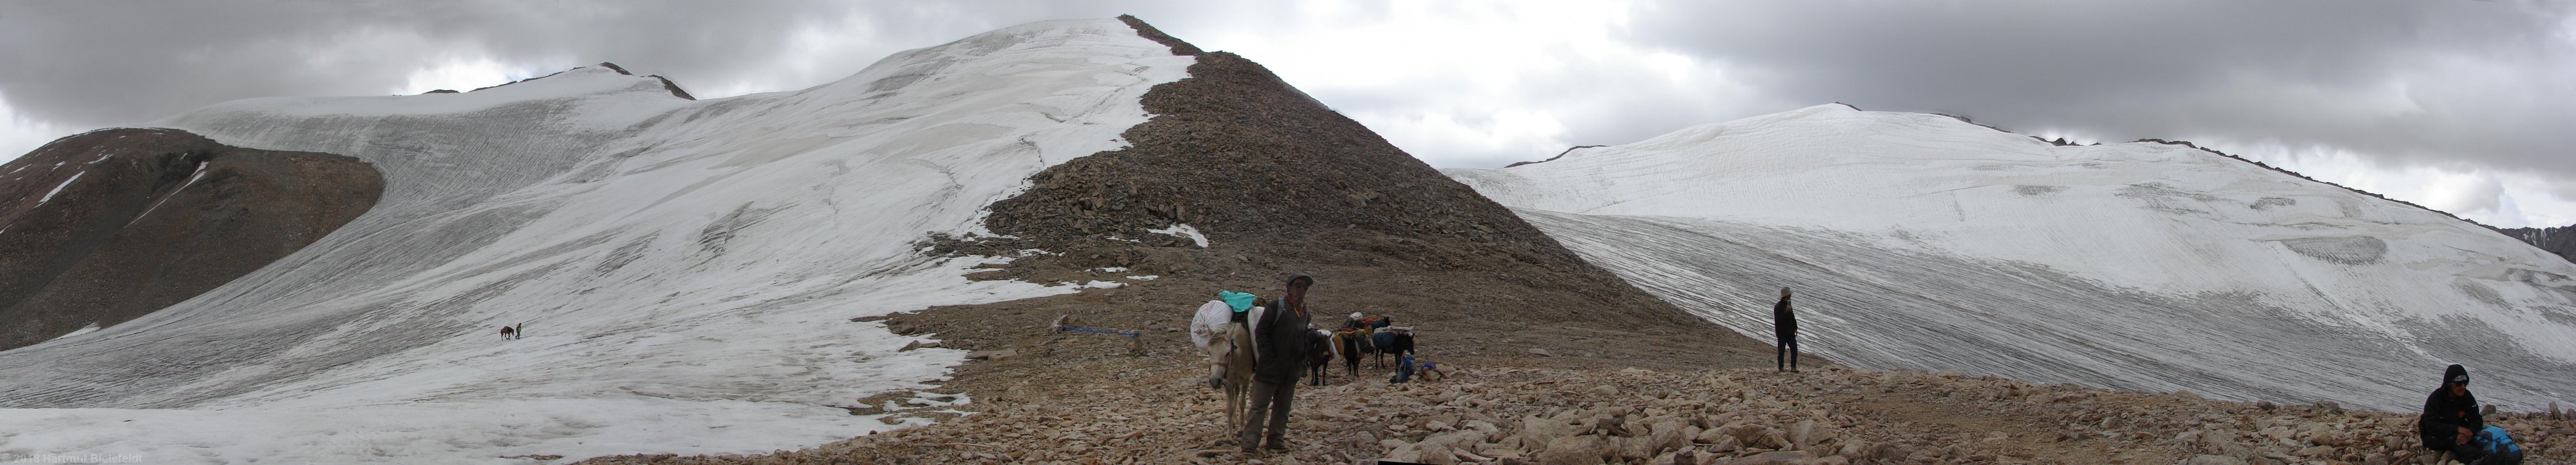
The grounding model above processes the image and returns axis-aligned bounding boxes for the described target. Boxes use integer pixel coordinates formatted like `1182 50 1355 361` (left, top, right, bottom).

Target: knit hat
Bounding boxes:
1350 312 1364 320
1780 286 1793 298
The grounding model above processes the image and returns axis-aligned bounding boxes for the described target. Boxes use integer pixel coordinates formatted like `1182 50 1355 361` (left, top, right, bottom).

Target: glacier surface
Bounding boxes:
1449 104 2576 412
0 19 1189 464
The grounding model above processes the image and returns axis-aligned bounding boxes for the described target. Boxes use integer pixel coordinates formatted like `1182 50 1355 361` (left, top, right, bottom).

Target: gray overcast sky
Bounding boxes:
2 1 2571 227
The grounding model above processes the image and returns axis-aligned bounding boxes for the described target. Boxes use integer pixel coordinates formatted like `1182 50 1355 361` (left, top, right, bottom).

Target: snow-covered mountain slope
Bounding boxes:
1447 104 2576 412
0 18 1189 463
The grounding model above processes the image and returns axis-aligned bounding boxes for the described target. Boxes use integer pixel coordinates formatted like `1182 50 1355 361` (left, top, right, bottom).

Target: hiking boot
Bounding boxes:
1263 440 1290 452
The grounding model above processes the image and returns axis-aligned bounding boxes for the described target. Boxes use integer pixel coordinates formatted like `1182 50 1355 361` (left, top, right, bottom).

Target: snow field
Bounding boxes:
1450 104 2576 411
0 18 1191 464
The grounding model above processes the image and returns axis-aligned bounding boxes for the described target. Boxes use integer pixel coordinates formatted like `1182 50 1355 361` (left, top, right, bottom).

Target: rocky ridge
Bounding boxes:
2500 225 2576 266
0 128 380 349
951 15 1721 354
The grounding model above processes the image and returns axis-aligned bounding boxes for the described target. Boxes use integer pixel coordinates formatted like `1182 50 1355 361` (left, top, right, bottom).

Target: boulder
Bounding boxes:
1755 429 1792 450
1617 436 1659 461
1646 420 1688 455
1709 436 1743 453
1464 420 1504 441
1694 424 1729 444
1519 417 1576 451
1735 450 1819 465
1421 430 1485 452
1384 443 1427 463
1837 440 1871 459
1535 436 1606 465
1788 418 1832 450
2182 455 2249 465
1867 443 1911 464
1726 424 1771 445
1416 442 1461 465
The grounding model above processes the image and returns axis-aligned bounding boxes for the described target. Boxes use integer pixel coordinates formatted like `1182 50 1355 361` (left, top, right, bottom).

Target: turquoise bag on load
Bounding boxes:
1220 291 1257 312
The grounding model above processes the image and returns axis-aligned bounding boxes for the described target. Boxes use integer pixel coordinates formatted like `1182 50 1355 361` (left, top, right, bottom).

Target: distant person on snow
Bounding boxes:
1775 286 1798 372
1240 274 1314 453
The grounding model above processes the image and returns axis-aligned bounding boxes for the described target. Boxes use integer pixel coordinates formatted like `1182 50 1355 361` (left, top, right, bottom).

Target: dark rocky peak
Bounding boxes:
2500 224 2576 265
0 128 382 350
460 62 695 100
1504 145 1608 168
966 16 1725 345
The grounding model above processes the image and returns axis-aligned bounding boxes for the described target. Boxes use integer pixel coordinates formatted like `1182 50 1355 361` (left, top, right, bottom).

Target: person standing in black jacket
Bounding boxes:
1240 274 1313 453
1775 286 1798 372
2420 364 2485 455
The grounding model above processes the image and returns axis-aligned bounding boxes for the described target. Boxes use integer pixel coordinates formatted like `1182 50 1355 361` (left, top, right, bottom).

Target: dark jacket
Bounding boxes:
1253 276 1314 384
1772 298 1797 342
2420 388 2483 447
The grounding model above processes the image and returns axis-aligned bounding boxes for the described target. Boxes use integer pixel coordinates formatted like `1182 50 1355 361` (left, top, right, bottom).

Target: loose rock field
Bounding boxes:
587 356 2573 464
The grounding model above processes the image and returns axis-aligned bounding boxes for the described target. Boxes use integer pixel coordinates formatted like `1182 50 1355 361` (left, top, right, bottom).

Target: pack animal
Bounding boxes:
1369 327 1415 369
1304 329 1334 386
1206 322 1255 426
1332 329 1372 375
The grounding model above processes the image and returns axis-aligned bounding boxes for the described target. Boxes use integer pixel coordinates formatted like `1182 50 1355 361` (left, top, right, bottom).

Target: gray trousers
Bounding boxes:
1239 380 1295 450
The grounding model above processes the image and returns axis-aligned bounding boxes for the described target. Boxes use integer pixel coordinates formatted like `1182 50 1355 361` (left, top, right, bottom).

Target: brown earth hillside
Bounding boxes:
951 15 1759 358
0 128 381 349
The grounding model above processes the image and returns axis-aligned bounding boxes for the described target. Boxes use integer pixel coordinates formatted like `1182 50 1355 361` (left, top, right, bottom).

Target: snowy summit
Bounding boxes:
1448 104 2576 412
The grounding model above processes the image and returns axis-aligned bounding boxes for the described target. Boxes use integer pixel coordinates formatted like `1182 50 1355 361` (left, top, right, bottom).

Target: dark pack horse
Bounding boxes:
1328 326 1416 376
1367 327 1415 369
1331 328 1373 375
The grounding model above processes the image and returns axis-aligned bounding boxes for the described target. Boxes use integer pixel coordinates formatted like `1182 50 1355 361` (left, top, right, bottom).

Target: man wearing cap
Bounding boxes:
2420 364 2485 456
1241 274 1314 453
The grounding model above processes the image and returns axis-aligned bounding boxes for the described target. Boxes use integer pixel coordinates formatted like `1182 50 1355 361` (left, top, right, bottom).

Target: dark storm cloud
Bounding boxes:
4 1 2570 223
1626 0 2576 177
0 0 1134 129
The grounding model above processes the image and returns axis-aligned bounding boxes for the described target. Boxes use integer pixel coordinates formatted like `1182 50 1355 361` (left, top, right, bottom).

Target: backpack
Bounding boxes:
2473 425 2521 458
